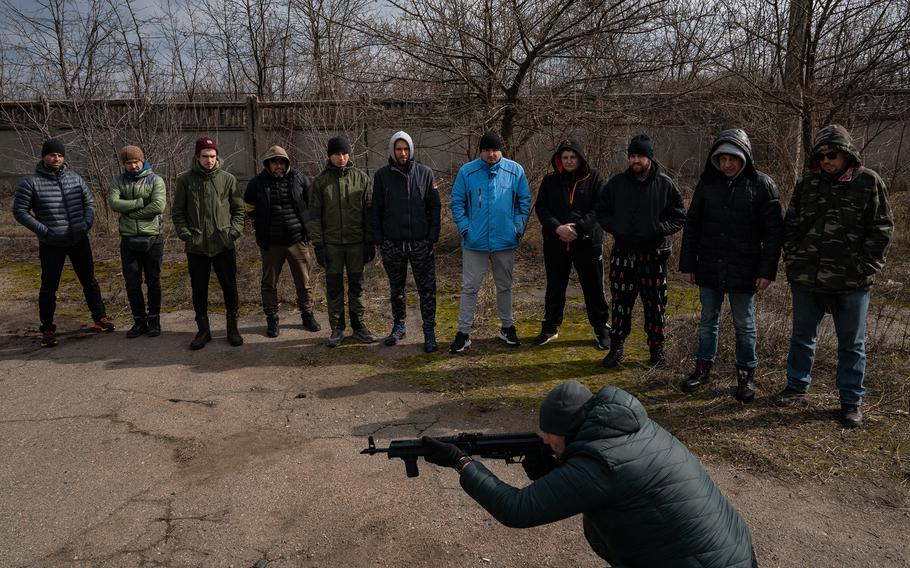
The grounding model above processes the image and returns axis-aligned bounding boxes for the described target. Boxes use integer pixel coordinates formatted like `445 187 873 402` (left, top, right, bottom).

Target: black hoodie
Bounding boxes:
679 128 784 292
535 138 605 246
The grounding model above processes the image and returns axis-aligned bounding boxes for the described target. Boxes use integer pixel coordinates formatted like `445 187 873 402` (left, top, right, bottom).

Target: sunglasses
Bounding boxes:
814 151 839 161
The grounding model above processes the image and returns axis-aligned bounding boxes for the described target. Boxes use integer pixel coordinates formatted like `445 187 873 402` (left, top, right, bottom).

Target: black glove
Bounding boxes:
522 444 558 481
421 436 468 470
363 243 376 263
315 246 326 268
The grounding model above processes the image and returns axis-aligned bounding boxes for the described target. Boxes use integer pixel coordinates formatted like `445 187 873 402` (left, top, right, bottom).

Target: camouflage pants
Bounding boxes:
608 248 668 347
379 240 436 331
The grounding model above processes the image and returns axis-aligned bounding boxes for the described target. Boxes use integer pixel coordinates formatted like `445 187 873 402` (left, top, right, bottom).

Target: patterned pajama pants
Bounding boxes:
608 248 668 347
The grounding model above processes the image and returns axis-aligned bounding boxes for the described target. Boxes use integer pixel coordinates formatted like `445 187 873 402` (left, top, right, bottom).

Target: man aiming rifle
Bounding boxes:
415 381 758 568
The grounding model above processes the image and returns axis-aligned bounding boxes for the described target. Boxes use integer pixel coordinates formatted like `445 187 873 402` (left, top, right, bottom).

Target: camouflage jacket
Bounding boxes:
783 125 894 292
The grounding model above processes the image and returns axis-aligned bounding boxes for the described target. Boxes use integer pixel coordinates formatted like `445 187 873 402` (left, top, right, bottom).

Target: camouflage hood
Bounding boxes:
809 124 862 171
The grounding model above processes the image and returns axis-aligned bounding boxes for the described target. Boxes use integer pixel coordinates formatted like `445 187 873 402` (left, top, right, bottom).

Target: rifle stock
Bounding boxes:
361 431 544 477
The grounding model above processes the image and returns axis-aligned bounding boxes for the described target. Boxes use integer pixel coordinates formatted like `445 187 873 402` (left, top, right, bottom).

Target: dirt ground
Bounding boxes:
0 299 908 568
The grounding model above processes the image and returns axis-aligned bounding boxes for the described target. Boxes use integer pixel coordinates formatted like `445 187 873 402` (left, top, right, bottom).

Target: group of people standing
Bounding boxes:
12 123 893 427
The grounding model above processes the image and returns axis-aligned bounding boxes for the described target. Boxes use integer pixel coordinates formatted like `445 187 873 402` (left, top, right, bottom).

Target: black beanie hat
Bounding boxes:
41 138 65 157
327 136 352 157
479 131 503 151
539 380 594 435
628 134 654 159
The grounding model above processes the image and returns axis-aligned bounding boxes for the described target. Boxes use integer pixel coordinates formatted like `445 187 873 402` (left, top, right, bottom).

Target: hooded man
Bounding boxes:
596 134 686 368
307 136 377 347
533 137 610 348
107 145 167 339
172 136 245 350
777 124 893 427
449 131 531 353
420 380 758 568
679 129 784 401
372 131 442 353
13 138 115 346
243 145 320 338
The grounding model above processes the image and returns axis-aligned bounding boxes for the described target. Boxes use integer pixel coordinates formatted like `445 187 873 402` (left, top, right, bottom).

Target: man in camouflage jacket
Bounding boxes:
778 124 893 427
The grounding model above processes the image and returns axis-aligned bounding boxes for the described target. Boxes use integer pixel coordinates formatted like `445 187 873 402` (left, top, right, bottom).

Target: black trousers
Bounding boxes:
38 237 106 330
380 240 437 331
542 239 609 332
120 238 164 318
186 250 239 317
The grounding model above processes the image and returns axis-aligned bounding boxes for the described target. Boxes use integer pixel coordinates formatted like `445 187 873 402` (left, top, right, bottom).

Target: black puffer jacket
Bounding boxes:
460 386 755 568
596 161 685 253
680 129 784 292
243 168 311 250
13 162 96 247
535 138 605 246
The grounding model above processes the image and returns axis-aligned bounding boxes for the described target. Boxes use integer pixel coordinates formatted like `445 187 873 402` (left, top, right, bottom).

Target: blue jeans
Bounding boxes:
786 284 870 405
695 287 757 369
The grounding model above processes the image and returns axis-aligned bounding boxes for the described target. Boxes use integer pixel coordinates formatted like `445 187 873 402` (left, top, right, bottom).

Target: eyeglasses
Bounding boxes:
814 151 839 161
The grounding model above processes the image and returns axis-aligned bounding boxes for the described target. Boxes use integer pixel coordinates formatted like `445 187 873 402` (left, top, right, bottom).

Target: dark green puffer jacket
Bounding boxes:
461 386 754 568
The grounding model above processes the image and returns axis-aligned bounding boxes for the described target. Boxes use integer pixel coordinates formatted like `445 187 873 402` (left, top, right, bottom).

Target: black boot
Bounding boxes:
601 340 624 368
227 312 244 346
126 317 148 339
266 313 279 338
190 315 211 350
734 366 756 403
649 344 667 367
146 315 161 337
301 311 321 332
680 360 712 392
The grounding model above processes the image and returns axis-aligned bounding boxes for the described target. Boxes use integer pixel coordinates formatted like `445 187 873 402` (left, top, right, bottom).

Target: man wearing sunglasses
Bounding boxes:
777 124 894 427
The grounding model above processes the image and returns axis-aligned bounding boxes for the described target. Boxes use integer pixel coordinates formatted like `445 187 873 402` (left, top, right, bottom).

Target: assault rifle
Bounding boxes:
361 432 544 477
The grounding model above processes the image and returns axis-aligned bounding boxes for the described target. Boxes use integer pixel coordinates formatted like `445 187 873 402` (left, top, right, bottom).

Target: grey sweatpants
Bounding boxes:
457 248 515 334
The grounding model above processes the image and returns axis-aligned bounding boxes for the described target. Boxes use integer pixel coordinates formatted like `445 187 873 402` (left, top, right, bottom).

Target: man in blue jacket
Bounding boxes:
449 132 531 353
422 380 758 568
13 138 115 347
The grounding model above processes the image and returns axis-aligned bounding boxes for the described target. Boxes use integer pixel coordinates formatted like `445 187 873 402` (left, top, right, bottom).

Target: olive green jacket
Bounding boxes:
107 166 167 237
172 159 244 256
307 160 372 247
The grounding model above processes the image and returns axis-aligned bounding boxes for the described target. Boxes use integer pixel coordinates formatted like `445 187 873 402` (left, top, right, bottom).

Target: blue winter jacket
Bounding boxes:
13 162 96 247
451 156 531 252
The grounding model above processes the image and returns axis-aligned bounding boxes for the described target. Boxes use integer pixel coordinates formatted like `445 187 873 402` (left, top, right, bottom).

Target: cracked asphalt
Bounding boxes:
2 310 908 567
0 311 603 567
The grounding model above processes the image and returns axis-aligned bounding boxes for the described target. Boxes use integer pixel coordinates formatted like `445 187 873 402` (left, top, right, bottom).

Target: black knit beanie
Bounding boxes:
42 138 65 157
539 380 594 435
479 131 503 151
628 134 654 159
327 136 352 157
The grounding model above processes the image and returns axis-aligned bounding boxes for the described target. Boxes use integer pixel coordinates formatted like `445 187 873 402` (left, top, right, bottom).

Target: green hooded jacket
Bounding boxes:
107 165 167 237
307 160 372 247
460 386 754 568
783 124 894 292
172 159 244 257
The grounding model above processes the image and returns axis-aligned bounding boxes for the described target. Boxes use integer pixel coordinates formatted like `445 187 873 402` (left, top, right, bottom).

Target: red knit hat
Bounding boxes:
195 136 218 155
